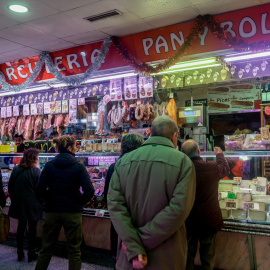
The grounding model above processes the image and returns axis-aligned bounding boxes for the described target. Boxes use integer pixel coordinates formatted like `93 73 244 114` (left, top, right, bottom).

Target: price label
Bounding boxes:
243 202 254 209
265 106 270 115
256 185 266 192
103 95 111 105
226 202 236 208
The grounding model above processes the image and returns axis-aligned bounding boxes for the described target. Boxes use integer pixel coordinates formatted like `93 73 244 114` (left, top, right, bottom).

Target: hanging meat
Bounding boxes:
4 119 10 139
165 98 177 123
0 119 3 139
16 116 24 136
54 114 65 136
24 115 35 140
43 114 53 130
63 113 69 127
33 115 43 141
8 117 18 139
0 119 6 139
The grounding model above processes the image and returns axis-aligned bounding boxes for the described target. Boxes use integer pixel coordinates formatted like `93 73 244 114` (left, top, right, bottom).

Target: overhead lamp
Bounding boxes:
85 72 137 83
0 85 49 97
169 58 217 69
8 4 29 13
224 51 270 62
152 63 221 75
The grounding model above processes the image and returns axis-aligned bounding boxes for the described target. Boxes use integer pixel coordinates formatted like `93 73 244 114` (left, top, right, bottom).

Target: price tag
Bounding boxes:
95 209 105 217
265 106 270 115
146 129 151 134
169 92 174 98
103 95 111 105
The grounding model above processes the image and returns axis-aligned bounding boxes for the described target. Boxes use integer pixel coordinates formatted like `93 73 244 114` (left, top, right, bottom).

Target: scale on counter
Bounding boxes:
178 105 206 127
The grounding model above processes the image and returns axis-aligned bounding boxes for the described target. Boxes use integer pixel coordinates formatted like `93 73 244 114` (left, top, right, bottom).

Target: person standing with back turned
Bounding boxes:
35 135 94 270
108 116 196 270
181 139 230 270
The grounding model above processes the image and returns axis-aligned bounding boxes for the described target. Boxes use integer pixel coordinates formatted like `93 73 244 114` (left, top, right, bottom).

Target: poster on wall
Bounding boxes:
207 84 261 113
55 101 61 114
37 103 43 115
30 104 37 115
139 76 153 98
124 77 137 100
49 102 55 114
78 98 85 105
110 79 122 101
69 99 77 123
13 106 19 117
44 102 50 114
6 106 12 117
62 100 68 113
23 104 30 116
1 107 6 118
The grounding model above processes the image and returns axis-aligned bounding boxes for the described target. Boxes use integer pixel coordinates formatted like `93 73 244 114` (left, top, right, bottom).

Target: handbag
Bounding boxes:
0 206 10 243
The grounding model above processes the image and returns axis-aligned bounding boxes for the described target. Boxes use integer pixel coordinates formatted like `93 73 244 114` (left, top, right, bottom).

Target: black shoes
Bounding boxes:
17 251 25 261
28 250 38 262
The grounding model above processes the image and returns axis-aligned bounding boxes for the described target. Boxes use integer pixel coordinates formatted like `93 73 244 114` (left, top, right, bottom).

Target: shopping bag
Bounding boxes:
0 206 10 243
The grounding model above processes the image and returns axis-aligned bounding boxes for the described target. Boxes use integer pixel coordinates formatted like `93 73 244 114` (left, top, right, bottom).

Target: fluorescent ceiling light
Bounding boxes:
169 58 217 69
0 85 49 97
224 51 270 62
85 72 137 83
152 63 221 75
8 4 29 13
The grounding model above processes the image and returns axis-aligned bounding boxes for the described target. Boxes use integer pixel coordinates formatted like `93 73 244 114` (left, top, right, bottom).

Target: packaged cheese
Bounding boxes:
221 209 230 218
236 193 252 201
248 209 267 221
219 183 233 192
231 209 247 220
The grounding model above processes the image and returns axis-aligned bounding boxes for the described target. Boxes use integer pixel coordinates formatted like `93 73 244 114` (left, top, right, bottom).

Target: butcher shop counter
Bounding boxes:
1 152 120 250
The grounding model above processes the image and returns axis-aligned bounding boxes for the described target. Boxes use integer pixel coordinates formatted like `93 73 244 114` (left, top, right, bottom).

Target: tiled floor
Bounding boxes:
0 236 115 270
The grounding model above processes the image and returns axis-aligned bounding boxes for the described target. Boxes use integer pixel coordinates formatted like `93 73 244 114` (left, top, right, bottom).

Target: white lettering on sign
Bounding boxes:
170 31 184 50
198 26 208 46
54 56 66 71
261 13 270 34
81 52 89 67
155 35 169 54
17 65 28 78
45 63 51 74
239 17 257 38
220 21 236 37
142 38 154 56
28 62 37 74
6 67 17 80
67 54 81 70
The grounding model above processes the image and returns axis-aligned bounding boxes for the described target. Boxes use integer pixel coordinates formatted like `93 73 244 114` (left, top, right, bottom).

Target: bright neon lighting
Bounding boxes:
169 58 216 69
8 4 29 13
85 72 137 83
224 51 270 62
153 64 221 75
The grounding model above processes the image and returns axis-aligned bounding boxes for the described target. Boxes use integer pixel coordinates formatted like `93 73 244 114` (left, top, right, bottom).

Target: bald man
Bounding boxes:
181 140 230 270
108 116 196 270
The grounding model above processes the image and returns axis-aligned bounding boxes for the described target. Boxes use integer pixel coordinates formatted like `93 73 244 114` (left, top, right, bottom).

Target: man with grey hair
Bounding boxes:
108 116 196 270
181 139 230 270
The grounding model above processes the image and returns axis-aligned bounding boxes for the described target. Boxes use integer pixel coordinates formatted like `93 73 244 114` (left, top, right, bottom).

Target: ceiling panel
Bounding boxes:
0 25 59 46
0 14 20 29
25 14 95 38
101 21 154 36
40 0 99 12
219 0 266 14
194 0 224 15
0 38 25 53
114 0 191 18
62 30 109 45
0 0 59 23
29 39 76 52
145 7 198 28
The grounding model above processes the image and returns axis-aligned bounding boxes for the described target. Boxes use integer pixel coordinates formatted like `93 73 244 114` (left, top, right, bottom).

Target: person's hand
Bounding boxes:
132 254 148 269
122 242 127 254
214 147 223 155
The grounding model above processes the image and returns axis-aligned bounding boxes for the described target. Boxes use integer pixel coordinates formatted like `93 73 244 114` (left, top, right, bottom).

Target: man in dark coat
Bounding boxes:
0 171 6 208
108 116 196 270
181 139 230 270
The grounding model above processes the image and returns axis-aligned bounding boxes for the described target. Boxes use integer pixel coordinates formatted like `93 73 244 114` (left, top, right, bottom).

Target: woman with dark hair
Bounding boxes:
8 148 42 262
103 133 144 258
35 135 94 270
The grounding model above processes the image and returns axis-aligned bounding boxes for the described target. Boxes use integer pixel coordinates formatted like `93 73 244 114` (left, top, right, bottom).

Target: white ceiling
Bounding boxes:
0 0 269 64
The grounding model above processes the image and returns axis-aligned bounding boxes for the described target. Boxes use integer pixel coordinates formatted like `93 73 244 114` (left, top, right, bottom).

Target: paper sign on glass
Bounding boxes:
110 79 122 101
1 107 7 118
31 104 37 115
69 99 77 124
78 98 85 105
55 101 61 114
13 106 19 117
23 104 30 116
37 103 43 115
124 76 138 100
6 106 12 117
62 100 68 113
139 76 153 98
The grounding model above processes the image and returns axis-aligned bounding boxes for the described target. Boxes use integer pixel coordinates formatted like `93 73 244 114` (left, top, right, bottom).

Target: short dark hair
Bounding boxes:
18 148 39 168
53 135 76 153
151 116 178 139
121 133 144 155
14 134 24 140
181 139 200 158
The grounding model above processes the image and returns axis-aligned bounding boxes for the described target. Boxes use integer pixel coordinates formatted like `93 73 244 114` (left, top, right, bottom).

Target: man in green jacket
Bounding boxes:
108 116 196 270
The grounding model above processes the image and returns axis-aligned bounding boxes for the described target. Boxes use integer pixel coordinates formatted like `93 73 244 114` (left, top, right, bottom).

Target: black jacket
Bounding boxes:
36 152 94 213
0 173 6 208
8 166 43 220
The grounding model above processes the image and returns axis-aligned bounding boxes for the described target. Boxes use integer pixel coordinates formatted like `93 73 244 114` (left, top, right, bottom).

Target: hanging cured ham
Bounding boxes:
16 116 24 136
0 119 6 139
54 114 65 136
24 116 35 140
165 98 177 123
4 119 10 139
8 117 18 139
33 115 43 140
